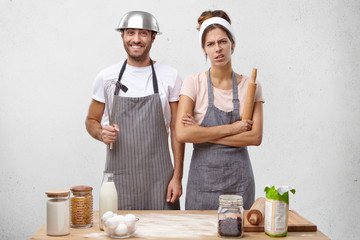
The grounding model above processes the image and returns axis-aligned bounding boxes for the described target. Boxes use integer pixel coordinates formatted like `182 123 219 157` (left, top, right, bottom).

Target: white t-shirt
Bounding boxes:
92 60 183 133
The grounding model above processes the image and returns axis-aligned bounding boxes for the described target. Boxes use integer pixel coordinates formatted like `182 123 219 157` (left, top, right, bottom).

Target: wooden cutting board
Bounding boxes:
244 210 317 232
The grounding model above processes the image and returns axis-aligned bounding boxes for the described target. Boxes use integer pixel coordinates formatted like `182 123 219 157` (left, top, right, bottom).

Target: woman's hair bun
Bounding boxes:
197 10 231 31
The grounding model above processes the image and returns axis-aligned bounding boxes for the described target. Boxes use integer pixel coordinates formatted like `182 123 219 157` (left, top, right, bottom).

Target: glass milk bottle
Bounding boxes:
99 172 118 230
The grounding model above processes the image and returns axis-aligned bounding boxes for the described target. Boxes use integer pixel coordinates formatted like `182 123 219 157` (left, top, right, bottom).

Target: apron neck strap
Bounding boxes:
150 59 159 94
115 59 159 95
231 72 240 111
207 68 239 111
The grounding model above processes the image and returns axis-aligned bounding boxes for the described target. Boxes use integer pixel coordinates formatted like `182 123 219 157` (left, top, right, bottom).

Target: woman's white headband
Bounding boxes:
199 17 236 47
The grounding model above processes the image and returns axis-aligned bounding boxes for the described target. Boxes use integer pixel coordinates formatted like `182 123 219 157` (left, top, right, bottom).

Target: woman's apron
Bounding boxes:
185 70 255 210
105 60 180 210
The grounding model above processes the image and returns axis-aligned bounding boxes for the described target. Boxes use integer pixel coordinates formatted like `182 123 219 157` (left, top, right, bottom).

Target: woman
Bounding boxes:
176 10 264 210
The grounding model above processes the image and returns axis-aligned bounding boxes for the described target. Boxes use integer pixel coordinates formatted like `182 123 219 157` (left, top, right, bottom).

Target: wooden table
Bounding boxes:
31 210 330 240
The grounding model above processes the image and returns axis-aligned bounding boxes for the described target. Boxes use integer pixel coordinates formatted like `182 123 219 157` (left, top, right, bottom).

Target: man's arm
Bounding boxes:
85 99 119 144
166 101 185 203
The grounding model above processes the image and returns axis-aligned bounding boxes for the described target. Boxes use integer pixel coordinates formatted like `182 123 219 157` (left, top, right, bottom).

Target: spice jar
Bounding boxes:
70 185 93 228
45 190 70 236
218 194 243 238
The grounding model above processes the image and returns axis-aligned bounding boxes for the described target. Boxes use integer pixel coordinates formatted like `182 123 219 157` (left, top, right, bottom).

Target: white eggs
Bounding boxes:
113 214 126 224
104 226 114 235
124 214 137 233
102 211 114 223
127 224 136 234
114 223 128 236
103 212 138 237
125 214 137 223
125 214 136 227
105 217 119 230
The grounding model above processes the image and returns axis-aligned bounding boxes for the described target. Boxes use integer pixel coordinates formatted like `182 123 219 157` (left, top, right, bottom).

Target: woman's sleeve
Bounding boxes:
255 81 265 103
179 74 197 102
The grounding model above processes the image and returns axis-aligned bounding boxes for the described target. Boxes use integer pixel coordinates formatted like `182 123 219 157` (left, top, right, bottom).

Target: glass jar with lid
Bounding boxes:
45 190 70 236
70 185 93 228
218 194 244 238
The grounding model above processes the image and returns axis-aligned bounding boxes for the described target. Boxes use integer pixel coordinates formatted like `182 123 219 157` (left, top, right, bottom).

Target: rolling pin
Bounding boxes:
242 68 258 120
247 197 265 225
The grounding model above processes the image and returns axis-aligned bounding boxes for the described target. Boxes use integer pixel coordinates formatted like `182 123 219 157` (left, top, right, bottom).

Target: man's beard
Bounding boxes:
123 42 152 63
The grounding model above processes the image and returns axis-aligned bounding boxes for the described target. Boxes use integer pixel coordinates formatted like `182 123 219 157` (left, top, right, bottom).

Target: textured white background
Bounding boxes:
1 0 359 239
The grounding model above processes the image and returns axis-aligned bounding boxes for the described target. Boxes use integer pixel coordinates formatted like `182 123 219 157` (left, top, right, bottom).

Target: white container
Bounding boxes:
99 172 118 230
45 190 70 236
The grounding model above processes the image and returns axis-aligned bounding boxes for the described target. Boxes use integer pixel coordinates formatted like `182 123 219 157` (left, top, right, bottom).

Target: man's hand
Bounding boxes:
166 177 182 203
101 124 119 145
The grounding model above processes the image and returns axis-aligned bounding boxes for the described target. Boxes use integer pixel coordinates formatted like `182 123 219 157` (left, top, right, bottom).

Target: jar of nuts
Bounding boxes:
218 195 243 238
70 185 93 228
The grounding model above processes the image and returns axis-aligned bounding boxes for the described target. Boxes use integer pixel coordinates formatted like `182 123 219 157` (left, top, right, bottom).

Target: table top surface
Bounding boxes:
30 210 330 240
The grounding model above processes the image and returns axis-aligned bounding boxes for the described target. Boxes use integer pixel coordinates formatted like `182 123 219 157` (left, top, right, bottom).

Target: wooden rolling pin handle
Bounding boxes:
248 209 262 225
249 214 259 225
242 68 258 120
250 68 257 83
247 197 265 225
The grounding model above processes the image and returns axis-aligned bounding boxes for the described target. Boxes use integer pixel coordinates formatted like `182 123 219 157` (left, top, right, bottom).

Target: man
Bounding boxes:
85 11 184 210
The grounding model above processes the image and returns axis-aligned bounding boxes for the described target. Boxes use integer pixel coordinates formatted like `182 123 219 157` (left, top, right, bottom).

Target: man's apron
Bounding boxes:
105 60 180 210
185 70 255 210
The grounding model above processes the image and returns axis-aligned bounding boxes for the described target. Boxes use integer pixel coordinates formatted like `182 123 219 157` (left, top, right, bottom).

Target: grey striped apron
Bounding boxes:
105 60 180 210
185 70 255 210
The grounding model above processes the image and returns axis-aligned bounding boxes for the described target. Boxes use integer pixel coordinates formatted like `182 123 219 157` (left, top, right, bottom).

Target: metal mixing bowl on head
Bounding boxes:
116 11 161 34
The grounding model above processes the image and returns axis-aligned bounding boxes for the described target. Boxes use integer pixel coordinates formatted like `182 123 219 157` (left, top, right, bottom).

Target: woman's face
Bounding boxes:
203 27 234 67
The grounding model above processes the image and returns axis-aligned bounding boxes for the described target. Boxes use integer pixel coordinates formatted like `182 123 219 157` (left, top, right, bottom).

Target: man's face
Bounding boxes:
121 29 155 63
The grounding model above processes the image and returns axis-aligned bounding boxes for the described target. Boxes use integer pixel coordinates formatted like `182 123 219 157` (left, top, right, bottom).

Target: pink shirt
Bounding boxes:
180 72 264 125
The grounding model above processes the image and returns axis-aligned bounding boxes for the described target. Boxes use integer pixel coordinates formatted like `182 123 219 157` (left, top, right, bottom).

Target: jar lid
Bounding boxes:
70 185 93 192
45 190 70 198
219 194 243 206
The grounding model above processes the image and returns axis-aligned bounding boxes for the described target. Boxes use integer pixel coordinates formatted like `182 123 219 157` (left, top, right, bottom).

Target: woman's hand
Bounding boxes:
182 113 252 136
182 113 198 127
230 120 253 135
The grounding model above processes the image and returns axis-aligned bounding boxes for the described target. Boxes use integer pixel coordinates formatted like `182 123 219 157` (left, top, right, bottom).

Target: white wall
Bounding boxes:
1 0 359 239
